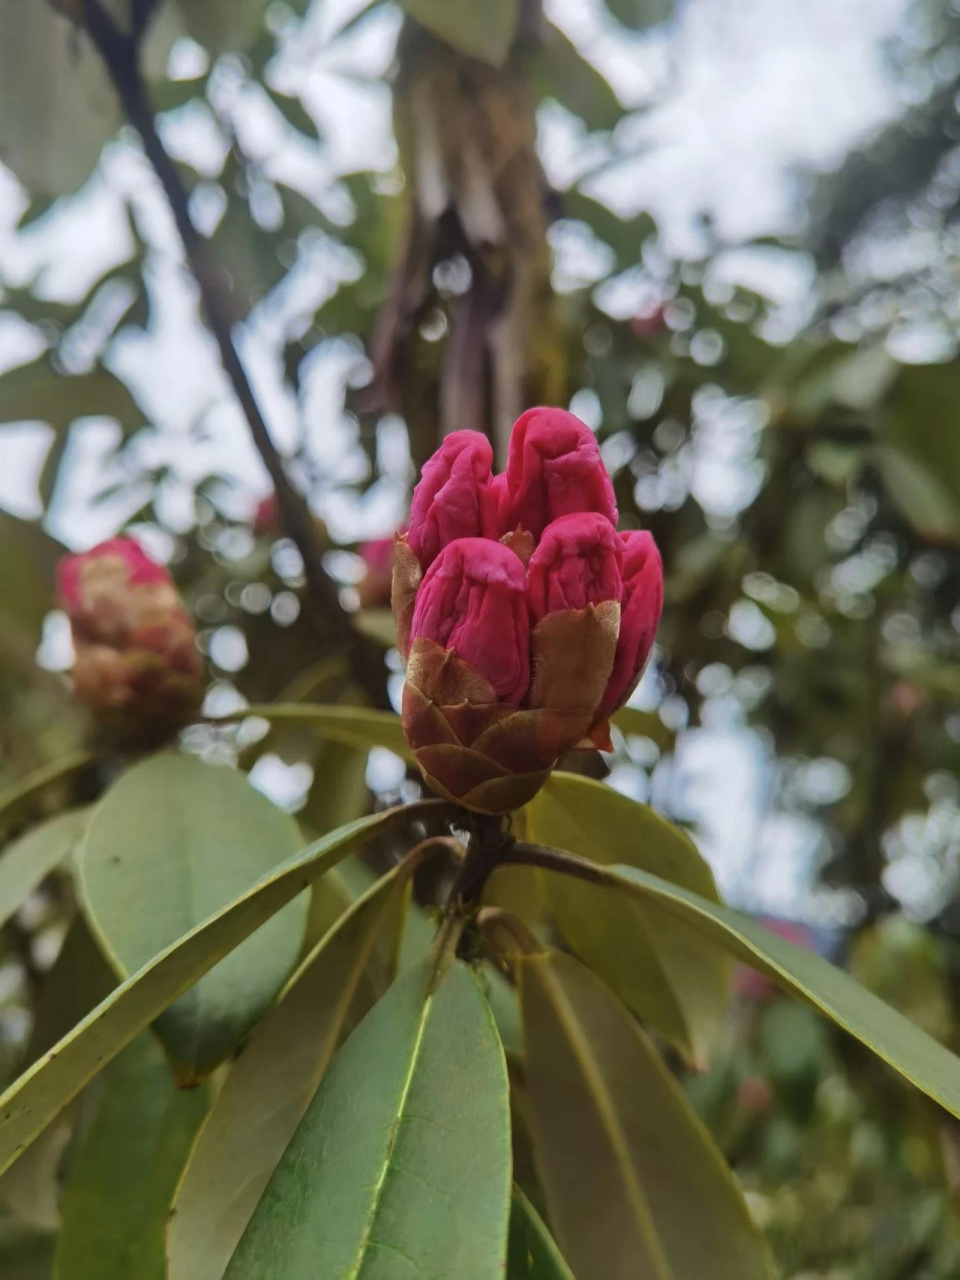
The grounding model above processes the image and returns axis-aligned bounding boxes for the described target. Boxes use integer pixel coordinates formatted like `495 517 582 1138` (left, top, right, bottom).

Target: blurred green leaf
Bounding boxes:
0 513 66 644
591 862 960 1121
603 0 675 30
877 444 960 543
399 0 519 67
519 950 775 1280
229 703 412 760
0 808 89 934
0 357 143 436
225 959 512 1279
55 1032 209 1280
525 774 729 1066
882 363 960 541
0 800 445 1177
0 1222 54 1280
0 0 120 196
168 863 408 1280
78 752 308 1082
0 752 97 842
507 1186 574 1280
174 0 266 54
530 23 623 132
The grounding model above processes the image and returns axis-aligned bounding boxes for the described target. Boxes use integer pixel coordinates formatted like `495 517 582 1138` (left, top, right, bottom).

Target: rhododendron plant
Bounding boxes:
393 407 664 812
57 536 204 740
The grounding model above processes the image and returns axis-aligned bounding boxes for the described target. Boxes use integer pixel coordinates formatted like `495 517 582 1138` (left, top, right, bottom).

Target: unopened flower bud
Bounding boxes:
498 407 618 540
410 539 529 705
527 513 621 728
395 407 663 813
597 530 663 720
57 537 203 741
407 431 498 569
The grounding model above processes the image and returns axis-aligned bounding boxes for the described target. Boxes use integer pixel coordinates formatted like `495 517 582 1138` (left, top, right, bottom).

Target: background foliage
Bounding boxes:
0 0 959 1276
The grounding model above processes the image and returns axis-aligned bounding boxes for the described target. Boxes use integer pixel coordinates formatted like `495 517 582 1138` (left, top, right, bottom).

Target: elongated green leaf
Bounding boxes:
508 1186 575 1280
0 808 89 933
525 774 728 1065
0 752 96 840
0 919 115 1233
227 704 412 761
168 866 409 1280
55 1032 210 1280
78 753 308 1082
226 959 513 1279
399 0 519 66
548 857 960 1122
0 800 446 1177
519 951 775 1280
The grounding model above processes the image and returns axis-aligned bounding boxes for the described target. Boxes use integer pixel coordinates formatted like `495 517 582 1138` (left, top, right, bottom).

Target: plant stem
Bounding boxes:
499 841 611 887
77 0 388 705
445 812 514 908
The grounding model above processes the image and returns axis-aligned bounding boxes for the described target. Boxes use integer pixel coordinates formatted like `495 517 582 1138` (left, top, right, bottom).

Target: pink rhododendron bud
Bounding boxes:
57 537 203 741
526 514 621 731
407 431 498 569
597 530 663 720
394 407 663 814
410 539 529 705
498 407 618 540
527 512 622 619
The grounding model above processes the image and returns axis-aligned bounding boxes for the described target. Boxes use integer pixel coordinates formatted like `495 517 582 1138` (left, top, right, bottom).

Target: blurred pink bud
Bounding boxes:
57 537 203 740
407 431 498 569
410 538 529 705
252 494 280 537
498 407 618 540
356 536 396 609
527 513 622 620
598 530 663 719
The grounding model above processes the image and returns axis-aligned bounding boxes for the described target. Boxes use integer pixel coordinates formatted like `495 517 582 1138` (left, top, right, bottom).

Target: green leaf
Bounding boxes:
524 774 729 1065
0 799 447 1176
55 1032 210 1280
877 443 960 543
0 1223 54 1280
530 22 622 131
78 753 309 1082
0 752 97 842
399 0 519 67
603 0 674 30
0 356 143 436
0 919 115 1232
0 0 121 195
0 514 66 644
883 362 960 541
577 861 960 1122
167 865 409 1280
352 607 399 648
227 704 412 761
508 1186 575 1280
225 959 513 1279
519 950 775 1280
0 809 89 934
173 0 266 54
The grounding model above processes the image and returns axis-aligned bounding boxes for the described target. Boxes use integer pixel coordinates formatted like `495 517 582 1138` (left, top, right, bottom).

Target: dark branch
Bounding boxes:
77 0 388 705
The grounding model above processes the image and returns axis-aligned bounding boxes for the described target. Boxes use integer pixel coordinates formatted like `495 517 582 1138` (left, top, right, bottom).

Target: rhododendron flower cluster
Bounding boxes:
393 407 663 813
57 537 203 740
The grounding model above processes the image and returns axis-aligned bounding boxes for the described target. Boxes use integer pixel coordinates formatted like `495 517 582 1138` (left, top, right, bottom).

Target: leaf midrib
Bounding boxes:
533 957 673 1280
346 983 434 1280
